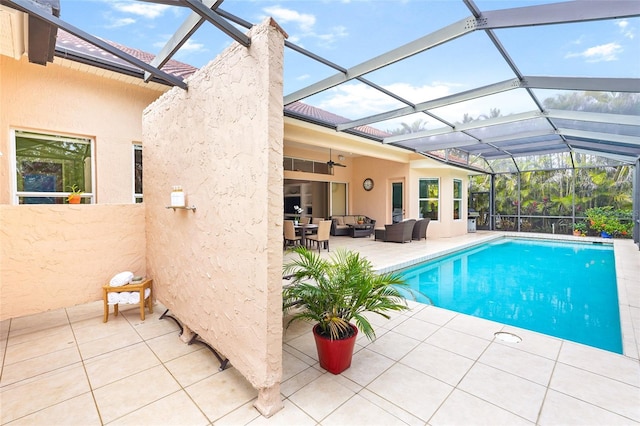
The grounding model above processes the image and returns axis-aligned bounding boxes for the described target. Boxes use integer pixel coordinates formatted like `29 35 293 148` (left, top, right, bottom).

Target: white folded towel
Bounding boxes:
110 271 134 287
127 288 150 305
108 292 120 305
117 292 131 304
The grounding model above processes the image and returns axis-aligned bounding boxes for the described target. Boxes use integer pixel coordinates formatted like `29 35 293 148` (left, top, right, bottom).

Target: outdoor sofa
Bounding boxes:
330 215 376 236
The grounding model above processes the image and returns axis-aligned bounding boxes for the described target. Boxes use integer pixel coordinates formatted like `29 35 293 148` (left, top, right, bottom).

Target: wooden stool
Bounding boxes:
103 278 153 322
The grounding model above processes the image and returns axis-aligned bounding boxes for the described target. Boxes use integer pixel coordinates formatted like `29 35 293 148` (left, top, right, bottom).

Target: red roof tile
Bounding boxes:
285 101 391 139
55 30 198 81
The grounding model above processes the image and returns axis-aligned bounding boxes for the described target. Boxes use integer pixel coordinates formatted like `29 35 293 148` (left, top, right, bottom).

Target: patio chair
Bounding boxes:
412 218 431 240
283 220 301 249
375 219 415 243
306 220 331 252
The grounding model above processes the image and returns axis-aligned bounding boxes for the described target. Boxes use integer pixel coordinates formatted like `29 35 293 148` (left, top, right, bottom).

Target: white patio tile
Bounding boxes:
549 363 640 422
246 399 315 426
185 367 258 422
367 363 453 422
446 314 504 341
4 325 76 365
558 341 640 386
93 365 181 424
538 389 637 426
163 347 223 387
366 330 421 361
458 363 546 422
478 342 555 386
497 326 563 360
280 365 324 398
400 341 474 386
430 389 533 426
340 347 395 387
7 392 101 426
84 342 161 389
108 390 209 426
288 373 356 422
322 393 409 426
392 316 440 341
411 305 457 326
0 363 91 424
425 327 491 360
0 346 81 386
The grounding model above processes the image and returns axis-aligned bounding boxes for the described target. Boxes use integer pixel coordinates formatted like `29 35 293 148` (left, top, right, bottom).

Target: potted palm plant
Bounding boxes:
283 246 410 374
67 184 83 204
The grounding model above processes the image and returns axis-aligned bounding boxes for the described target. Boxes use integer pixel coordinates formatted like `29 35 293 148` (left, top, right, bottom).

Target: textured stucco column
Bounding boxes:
143 19 286 416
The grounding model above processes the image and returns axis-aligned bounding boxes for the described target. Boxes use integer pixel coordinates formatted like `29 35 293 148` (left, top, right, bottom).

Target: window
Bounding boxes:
453 179 462 220
133 144 143 203
13 130 93 204
419 178 439 221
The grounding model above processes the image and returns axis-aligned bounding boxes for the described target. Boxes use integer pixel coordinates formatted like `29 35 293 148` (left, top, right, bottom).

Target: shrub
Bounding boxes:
585 207 633 237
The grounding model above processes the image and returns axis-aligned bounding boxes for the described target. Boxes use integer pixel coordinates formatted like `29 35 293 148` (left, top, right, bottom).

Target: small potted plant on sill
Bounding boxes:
283 246 410 374
67 184 83 204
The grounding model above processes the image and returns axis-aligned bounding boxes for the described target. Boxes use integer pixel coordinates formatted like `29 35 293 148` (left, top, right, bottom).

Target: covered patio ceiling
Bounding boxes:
2 0 639 173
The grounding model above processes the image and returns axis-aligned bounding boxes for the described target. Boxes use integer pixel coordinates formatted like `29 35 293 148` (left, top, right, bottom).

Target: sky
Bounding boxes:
57 0 639 131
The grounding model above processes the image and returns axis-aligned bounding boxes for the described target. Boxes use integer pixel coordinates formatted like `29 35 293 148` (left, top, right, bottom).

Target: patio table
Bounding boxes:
294 223 318 246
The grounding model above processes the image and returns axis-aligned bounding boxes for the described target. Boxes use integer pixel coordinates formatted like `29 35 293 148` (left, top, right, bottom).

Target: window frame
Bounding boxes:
11 129 95 205
419 178 440 222
453 178 462 220
133 144 143 203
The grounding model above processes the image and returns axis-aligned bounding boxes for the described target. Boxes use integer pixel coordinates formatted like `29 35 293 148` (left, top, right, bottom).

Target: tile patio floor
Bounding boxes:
1 232 639 425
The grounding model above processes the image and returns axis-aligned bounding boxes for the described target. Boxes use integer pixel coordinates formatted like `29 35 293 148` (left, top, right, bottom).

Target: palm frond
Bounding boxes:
282 247 410 341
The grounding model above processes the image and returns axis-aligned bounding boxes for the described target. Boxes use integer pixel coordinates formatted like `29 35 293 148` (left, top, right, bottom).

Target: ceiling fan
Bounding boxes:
327 149 346 168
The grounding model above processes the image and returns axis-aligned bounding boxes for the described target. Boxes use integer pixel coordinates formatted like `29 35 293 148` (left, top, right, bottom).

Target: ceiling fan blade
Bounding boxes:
327 149 347 168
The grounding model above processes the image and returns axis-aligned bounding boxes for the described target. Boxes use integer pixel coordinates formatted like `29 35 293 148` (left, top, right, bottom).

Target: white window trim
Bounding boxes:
133 144 143 203
11 129 96 205
453 178 463 221
419 177 440 222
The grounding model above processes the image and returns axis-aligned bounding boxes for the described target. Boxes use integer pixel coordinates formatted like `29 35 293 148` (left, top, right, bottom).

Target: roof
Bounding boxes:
55 30 198 83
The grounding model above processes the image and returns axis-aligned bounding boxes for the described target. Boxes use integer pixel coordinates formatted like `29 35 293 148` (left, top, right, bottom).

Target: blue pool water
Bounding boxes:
396 238 622 353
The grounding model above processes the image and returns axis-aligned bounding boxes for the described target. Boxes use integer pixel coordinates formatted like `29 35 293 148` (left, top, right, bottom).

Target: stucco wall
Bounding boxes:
0 204 146 320
0 55 165 204
143 20 285 414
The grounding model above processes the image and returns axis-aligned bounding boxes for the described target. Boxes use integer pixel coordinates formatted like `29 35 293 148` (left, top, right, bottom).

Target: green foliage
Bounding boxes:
573 222 588 233
282 247 410 341
585 207 633 237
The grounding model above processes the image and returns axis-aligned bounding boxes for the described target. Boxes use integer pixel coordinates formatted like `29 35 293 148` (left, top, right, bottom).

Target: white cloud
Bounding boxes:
105 17 136 29
178 39 206 53
261 6 347 48
616 20 635 39
153 38 207 54
111 2 170 19
565 42 622 62
316 82 453 119
313 81 535 128
297 74 311 81
263 6 316 32
315 26 348 48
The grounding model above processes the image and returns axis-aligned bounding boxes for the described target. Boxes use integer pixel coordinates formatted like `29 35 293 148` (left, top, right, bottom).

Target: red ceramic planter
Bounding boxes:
313 324 358 374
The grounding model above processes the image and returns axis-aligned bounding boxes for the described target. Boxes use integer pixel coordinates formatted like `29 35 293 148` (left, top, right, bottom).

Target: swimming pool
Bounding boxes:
396 238 622 353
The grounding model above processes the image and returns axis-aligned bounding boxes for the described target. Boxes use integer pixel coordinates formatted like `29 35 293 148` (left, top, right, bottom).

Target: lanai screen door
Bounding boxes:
392 182 403 223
